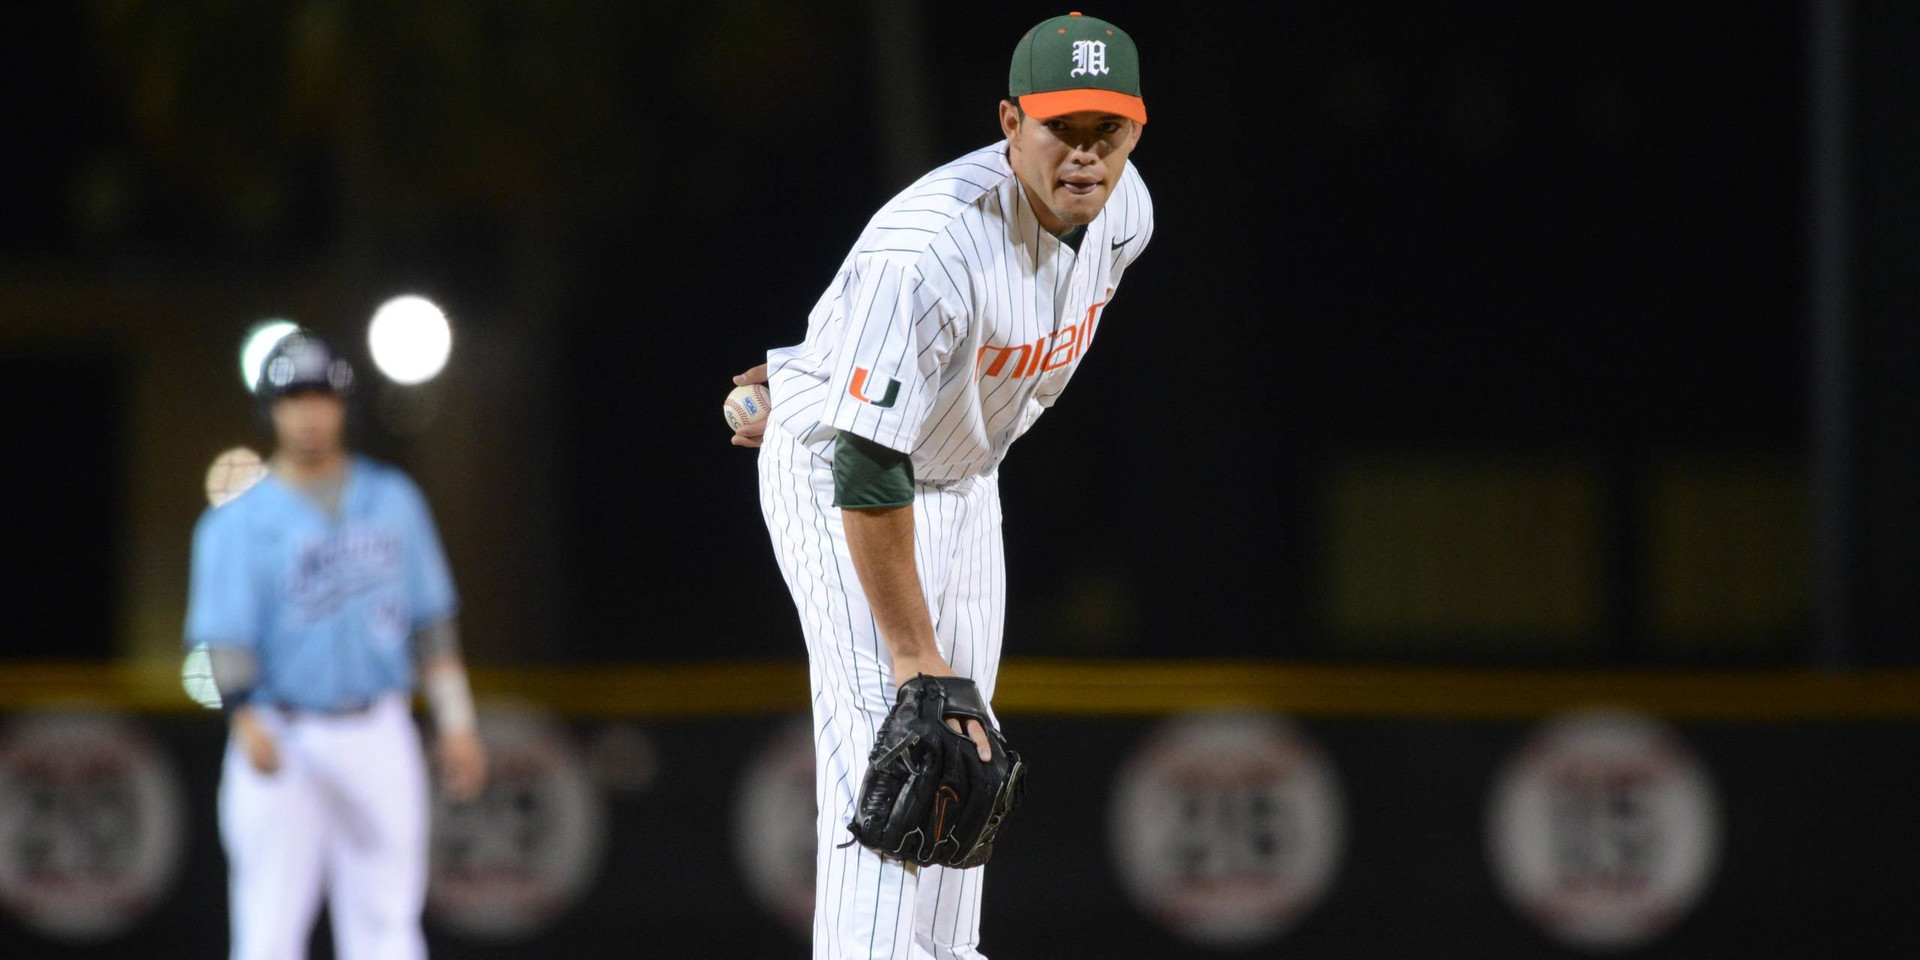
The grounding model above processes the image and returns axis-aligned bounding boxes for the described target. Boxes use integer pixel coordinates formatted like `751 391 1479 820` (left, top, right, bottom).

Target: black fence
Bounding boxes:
2 664 1915 959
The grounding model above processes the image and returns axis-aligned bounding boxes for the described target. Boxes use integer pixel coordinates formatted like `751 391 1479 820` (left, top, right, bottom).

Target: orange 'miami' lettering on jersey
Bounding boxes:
976 288 1112 381
977 343 1033 378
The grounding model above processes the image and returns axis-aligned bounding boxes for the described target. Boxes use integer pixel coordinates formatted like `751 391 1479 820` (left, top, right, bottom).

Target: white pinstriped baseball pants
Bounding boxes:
759 423 1007 960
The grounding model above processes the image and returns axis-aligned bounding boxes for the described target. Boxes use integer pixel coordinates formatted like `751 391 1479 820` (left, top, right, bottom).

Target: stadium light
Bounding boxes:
367 295 453 385
205 446 268 508
239 320 299 392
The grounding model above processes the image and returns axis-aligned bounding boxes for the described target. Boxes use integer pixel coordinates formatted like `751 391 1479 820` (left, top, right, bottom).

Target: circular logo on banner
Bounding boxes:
1487 710 1721 951
733 716 817 937
0 710 186 941
427 704 607 940
1110 712 1345 947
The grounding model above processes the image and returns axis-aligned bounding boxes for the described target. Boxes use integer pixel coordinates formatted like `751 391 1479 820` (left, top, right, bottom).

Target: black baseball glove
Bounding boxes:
843 675 1026 869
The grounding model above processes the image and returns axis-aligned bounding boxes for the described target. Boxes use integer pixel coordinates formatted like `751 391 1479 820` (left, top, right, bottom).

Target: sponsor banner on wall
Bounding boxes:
2 705 1904 958
733 715 816 937
427 703 608 940
1109 711 1346 948
0 709 186 942
1487 709 1721 951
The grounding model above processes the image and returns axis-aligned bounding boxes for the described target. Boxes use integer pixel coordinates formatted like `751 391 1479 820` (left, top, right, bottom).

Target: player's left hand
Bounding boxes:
845 675 1025 868
891 655 994 762
731 363 770 447
436 729 488 803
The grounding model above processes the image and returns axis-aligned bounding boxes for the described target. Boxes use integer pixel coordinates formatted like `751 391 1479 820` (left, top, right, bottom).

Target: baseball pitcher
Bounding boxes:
733 13 1153 958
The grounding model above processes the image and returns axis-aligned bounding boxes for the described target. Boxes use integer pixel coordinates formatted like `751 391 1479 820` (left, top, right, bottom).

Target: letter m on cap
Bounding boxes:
848 367 902 408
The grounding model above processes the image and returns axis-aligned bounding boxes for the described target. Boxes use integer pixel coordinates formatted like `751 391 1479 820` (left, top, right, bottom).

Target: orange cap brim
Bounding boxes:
1018 89 1147 124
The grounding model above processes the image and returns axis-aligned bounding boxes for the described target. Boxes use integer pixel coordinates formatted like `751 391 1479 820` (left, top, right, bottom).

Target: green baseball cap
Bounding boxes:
1009 12 1147 124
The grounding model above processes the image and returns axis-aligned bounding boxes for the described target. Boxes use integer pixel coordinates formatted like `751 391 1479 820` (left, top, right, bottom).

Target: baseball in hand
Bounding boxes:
723 383 772 433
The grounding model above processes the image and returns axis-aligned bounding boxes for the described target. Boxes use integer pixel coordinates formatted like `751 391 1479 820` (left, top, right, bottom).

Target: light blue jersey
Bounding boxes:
184 456 457 712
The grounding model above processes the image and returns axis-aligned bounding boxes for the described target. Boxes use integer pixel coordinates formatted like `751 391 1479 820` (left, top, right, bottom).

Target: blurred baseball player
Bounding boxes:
185 330 486 960
733 13 1152 958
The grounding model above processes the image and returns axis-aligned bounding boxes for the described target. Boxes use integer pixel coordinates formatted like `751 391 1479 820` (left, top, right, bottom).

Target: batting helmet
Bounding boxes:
255 329 355 414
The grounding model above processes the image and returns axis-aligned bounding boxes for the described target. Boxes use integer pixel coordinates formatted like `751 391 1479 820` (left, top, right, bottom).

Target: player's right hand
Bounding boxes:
232 707 281 775
731 362 771 448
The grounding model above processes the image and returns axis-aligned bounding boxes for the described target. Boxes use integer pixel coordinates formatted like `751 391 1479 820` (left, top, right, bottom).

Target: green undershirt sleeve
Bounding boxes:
832 432 915 509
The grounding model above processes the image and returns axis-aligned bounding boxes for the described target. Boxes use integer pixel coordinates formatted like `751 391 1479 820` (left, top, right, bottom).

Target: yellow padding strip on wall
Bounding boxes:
0 659 1917 720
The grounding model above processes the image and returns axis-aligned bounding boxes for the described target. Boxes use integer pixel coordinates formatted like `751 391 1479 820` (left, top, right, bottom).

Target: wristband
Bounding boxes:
425 665 478 735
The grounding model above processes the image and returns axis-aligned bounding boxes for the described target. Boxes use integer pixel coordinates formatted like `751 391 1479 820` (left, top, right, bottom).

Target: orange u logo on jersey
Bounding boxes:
976 288 1112 381
848 367 902 408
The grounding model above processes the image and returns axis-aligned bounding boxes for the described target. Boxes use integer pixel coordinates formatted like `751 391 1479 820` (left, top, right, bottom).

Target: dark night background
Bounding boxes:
4 2 1920 956
14 0 1910 669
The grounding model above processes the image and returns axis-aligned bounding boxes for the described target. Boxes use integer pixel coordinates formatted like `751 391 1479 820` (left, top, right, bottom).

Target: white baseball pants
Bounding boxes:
217 693 429 960
758 424 1007 960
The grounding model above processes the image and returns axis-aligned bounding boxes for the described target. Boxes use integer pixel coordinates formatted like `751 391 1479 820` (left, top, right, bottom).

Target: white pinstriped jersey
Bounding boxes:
767 143 1153 483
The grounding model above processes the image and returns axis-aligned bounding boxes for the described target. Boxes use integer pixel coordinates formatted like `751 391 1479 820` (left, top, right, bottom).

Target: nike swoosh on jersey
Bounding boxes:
1111 235 1136 250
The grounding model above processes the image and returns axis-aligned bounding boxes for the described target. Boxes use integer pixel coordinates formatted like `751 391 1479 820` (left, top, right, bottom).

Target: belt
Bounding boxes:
274 699 376 719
